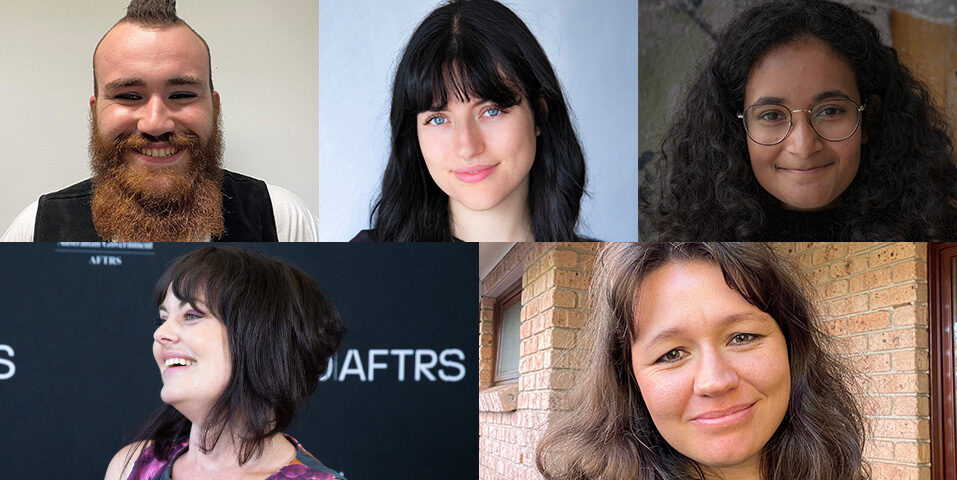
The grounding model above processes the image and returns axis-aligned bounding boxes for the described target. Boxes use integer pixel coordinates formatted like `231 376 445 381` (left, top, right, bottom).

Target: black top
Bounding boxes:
757 203 845 241
350 229 465 242
34 170 279 242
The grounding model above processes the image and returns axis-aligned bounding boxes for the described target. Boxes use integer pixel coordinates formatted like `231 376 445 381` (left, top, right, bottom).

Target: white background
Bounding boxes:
319 0 639 241
0 0 319 232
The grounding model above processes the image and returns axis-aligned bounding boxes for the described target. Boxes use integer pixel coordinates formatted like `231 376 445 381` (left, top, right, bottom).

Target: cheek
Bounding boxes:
747 143 778 177
96 108 135 138
635 369 692 423
179 106 215 138
491 117 537 170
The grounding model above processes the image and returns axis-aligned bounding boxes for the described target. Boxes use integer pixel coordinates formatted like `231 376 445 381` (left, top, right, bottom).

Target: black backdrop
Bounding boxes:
0 242 477 479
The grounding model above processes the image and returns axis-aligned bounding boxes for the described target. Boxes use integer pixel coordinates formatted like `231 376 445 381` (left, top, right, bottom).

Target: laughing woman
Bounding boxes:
352 0 588 242
104 247 347 480
646 0 957 240
537 243 868 480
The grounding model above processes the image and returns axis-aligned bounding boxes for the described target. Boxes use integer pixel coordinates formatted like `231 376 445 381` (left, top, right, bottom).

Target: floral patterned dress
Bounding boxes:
127 434 345 480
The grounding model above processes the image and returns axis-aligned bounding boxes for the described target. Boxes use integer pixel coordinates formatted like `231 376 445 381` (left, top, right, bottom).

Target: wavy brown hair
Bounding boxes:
536 243 868 480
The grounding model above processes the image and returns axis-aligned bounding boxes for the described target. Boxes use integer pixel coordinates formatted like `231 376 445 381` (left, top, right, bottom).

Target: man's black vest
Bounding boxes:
34 170 279 241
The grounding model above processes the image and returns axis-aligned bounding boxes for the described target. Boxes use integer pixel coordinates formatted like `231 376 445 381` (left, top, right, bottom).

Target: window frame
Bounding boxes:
928 242 956 480
492 279 522 384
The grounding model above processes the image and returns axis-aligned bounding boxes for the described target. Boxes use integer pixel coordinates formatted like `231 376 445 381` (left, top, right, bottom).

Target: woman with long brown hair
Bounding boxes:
537 243 868 479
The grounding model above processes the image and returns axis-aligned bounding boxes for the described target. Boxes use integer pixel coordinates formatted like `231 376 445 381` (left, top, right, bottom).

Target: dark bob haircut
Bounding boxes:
370 0 588 241
537 243 868 479
131 247 345 467
645 0 957 241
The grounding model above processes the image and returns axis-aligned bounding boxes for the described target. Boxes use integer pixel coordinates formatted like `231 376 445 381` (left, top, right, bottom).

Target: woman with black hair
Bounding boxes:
352 0 589 242
104 247 347 480
645 0 957 241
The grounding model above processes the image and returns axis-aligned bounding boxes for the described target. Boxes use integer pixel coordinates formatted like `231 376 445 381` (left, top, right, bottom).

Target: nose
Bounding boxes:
692 347 740 397
137 95 175 137
153 319 179 345
783 112 823 158
454 119 485 161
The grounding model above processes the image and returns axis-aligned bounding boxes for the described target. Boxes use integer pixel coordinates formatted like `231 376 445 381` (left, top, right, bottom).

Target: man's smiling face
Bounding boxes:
88 20 225 241
91 21 219 196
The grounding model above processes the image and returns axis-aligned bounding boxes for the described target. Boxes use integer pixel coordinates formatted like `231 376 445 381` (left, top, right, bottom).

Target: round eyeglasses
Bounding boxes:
737 99 866 146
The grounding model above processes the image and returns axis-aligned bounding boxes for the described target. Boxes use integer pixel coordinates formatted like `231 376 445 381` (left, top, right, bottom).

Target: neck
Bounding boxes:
449 178 533 242
179 421 292 473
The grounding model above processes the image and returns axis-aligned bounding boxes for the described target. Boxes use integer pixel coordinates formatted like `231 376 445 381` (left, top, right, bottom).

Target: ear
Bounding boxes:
89 95 96 112
213 90 221 106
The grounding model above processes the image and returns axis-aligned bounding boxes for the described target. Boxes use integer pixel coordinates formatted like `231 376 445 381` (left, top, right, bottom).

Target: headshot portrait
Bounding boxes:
479 242 950 479
0 242 477 479
639 0 957 241
320 0 638 242
0 0 319 241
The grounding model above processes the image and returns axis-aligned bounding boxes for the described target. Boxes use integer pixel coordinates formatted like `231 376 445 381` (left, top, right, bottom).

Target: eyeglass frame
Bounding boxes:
736 98 867 146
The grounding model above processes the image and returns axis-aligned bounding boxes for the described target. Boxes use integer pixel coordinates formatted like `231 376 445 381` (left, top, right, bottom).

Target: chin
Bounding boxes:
692 436 761 468
453 192 506 212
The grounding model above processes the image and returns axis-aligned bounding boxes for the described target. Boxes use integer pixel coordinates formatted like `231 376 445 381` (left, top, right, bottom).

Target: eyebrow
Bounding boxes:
157 298 193 313
103 75 207 92
751 90 852 107
641 312 773 348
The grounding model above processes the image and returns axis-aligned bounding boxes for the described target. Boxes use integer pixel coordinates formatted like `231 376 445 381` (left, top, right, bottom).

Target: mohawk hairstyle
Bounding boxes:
123 0 180 25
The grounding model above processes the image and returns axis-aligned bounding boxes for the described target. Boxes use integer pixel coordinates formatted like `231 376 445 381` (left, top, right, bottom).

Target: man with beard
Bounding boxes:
2 0 318 242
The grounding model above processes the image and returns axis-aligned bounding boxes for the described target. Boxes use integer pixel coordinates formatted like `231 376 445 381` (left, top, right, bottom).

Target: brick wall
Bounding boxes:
774 243 930 479
479 242 599 480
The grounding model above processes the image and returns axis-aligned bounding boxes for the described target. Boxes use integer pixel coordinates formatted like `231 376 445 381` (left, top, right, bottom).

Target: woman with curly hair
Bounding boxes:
645 0 956 240
352 0 588 242
537 243 868 480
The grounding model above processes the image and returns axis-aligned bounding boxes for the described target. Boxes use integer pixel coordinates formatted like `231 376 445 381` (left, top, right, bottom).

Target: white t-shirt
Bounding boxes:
1 184 318 242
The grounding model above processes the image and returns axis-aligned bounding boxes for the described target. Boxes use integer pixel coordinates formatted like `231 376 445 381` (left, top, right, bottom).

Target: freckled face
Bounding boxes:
152 287 231 415
630 261 790 473
745 36 863 211
416 96 538 212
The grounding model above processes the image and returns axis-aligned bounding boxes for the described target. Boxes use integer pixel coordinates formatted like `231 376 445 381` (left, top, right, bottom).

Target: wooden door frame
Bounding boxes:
928 243 957 480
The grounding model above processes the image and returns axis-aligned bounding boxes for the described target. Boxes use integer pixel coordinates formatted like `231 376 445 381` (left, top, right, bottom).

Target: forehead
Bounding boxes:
94 22 210 85
744 36 859 105
633 261 768 340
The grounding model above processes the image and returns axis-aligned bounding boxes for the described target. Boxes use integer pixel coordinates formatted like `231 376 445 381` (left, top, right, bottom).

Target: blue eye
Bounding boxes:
484 108 501 117
426 116 447 126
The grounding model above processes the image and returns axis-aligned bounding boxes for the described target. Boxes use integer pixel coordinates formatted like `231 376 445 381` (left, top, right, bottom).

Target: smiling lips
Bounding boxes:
134 144 184 165
776 162 835 174
453 163 498 183
690 402 756 428
162 352 197 377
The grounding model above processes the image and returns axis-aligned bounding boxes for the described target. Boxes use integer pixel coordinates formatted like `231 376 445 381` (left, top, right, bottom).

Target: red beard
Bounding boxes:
89 107 225 241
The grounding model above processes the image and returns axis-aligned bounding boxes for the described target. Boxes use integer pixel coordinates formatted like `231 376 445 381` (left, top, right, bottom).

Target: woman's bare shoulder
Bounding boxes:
104 441 150 480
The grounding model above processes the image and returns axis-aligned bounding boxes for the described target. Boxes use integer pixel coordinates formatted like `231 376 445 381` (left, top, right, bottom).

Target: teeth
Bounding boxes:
165 358 195 367
141 147 178 158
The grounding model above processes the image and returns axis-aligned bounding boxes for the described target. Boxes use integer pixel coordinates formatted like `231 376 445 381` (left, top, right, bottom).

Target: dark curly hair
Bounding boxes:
537 242 869 480
645 0 957 241
369 0 588 241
